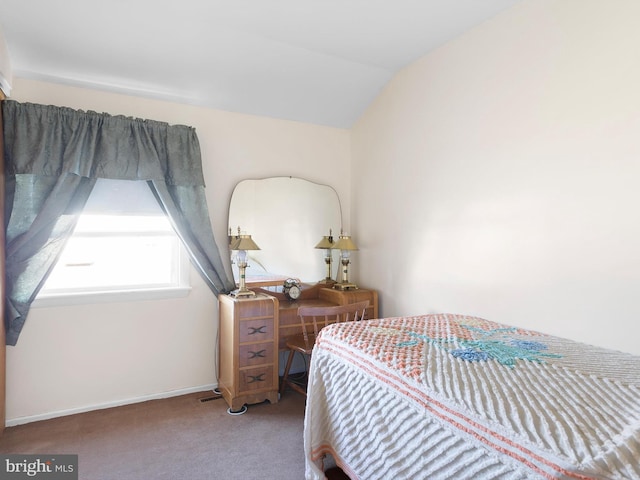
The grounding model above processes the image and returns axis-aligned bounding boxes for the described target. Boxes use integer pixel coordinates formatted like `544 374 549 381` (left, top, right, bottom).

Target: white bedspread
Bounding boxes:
303 314 640 480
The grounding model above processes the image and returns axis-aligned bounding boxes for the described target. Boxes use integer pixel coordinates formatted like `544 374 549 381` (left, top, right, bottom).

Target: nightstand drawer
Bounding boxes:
239 318 274 343
239 342 274 368
239 365 274 392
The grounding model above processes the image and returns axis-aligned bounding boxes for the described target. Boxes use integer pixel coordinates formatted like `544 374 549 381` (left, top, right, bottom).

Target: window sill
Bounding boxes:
33 286 192 308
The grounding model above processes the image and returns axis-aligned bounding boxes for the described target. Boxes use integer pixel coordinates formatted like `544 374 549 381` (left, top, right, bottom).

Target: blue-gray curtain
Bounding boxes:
2 100 235 345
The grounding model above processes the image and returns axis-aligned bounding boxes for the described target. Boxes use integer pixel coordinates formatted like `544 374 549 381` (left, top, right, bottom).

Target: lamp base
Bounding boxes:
229 288 256 298
333 282 358 291
317 278 337 286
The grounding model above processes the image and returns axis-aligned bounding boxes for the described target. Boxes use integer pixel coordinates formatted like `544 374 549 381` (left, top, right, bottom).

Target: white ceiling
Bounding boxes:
0 0 520 128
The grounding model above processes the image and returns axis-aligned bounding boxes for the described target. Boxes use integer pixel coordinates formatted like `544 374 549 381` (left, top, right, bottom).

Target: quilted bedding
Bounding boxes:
303 314 640 480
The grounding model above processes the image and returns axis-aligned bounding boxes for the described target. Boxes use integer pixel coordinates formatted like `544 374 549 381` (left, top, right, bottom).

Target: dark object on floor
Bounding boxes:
325 466 350 480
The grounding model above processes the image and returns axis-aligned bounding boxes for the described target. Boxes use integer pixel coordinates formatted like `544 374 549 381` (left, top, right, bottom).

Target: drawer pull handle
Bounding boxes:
248 326 267 335
247 373 266 383
248 349 267 359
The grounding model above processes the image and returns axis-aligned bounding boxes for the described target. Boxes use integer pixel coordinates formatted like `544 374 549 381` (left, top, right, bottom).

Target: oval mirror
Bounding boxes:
228 177 342 285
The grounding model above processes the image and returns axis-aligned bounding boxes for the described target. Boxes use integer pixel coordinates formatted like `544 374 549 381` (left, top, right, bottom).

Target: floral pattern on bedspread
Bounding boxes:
399 324 562 368
323 314 561 382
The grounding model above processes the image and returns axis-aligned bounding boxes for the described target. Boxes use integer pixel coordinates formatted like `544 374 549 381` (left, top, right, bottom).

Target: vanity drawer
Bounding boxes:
236 299 275 319
239 318 274 343
239 365 275 392
239 342 274 368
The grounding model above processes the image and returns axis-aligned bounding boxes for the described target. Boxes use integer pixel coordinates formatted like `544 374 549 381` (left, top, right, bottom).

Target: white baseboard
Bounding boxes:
5 383 218 427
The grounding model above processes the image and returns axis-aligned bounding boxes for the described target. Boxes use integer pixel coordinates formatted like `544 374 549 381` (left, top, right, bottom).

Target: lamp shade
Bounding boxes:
230 234 260 251
315 236 334 249
333 235 358 251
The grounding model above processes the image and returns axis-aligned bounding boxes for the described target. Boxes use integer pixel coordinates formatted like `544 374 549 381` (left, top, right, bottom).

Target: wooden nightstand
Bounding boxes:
218 293 279 414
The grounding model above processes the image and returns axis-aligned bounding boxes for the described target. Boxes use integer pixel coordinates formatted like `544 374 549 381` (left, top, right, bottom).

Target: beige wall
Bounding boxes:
0 24 11 95
352 0 640 355
6 78 350 424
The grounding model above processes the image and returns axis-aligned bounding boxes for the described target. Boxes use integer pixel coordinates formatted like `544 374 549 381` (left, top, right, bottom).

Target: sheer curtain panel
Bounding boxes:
2 100 234 345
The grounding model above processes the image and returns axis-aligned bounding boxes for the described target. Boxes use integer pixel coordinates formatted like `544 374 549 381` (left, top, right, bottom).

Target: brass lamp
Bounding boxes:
333 232 358 290
230 227 260 298
314 229 336 285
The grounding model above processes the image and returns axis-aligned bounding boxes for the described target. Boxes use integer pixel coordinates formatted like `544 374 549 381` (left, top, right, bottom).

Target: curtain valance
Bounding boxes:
2 100 205 186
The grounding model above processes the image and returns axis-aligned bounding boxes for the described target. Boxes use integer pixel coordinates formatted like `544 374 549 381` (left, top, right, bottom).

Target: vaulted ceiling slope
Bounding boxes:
0 0 520 128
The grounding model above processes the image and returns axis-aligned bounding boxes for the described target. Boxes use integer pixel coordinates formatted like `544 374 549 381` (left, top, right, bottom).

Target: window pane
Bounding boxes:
40 214 184 295
74 215 173 234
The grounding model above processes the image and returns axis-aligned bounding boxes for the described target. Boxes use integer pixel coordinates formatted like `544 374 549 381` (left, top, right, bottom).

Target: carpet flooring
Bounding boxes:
0 391 310 479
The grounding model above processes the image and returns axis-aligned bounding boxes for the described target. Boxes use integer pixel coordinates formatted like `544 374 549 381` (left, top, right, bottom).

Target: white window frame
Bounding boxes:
33 187 192 308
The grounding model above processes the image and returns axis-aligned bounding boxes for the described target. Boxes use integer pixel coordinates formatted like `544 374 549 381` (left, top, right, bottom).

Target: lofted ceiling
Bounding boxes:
0 0 520 128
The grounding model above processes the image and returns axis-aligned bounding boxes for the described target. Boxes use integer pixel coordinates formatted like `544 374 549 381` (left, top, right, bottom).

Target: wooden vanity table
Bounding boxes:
223 176 378 412
217 284 378 411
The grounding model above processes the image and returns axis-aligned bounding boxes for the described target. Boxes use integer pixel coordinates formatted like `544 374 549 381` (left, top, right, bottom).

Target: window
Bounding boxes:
35 180 190 306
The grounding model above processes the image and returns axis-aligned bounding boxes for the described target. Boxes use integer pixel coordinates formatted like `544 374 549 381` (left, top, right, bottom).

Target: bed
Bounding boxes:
303 313 640 480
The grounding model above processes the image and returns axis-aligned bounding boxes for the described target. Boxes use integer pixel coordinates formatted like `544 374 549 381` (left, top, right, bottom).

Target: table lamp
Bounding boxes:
314 229 336 285
230 227 260 297
333 232 358 290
